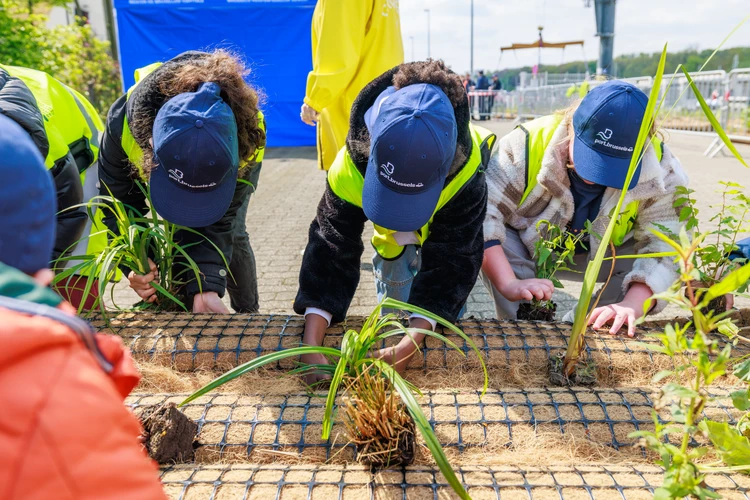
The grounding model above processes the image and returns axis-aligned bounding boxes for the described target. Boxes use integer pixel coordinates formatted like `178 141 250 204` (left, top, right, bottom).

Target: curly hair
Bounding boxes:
131 50 265 175
350 60 469 170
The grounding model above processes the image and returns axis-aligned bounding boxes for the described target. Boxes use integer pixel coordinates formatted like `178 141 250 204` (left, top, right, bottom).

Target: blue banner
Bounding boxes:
115 0 316 147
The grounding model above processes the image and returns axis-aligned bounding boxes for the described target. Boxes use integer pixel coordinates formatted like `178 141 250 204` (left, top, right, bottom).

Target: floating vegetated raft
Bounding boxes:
92 312 750 499
91 313 750 388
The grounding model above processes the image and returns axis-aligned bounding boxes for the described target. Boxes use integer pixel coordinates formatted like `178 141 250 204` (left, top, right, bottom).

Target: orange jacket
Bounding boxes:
0 300 166 500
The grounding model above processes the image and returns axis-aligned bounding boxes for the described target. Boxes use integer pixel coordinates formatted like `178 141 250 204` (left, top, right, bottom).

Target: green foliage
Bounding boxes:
182 298 490 500
674 182 750 289
629 230 750 496
0 0 120 118
533 220 587 288
53 182 227 318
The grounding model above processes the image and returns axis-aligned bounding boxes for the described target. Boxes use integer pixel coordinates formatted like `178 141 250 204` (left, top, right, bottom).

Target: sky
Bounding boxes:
399 0 750 73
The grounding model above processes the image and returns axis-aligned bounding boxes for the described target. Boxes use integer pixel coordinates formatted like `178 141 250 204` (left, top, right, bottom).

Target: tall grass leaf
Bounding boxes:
702 262 750 305
180 346 341 406
378 326 464 354
321 353 350 440
564 44 668 376
382 297 489 395
697 15 750 72
378 360 470 500
681 67 748 168
149 281 187 311
602 251 679 261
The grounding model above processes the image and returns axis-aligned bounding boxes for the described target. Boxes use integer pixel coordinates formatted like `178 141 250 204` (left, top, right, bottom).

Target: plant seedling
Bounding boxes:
53 182 229 320
517 220 587 322
629 228 750 497
668 182 750 315
181 298 489 500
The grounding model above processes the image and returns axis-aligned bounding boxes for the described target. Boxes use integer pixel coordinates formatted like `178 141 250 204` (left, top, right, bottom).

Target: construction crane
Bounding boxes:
584 0 617 75
500 26 585 74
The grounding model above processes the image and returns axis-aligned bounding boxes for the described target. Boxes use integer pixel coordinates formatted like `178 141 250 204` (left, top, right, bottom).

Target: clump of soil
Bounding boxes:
139 403 199 464
343 368 417 468
549 352 597 386
517 301 557 322
702 295 728 316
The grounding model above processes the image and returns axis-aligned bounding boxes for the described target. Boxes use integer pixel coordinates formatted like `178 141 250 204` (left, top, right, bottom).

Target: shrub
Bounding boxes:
0 0 120 118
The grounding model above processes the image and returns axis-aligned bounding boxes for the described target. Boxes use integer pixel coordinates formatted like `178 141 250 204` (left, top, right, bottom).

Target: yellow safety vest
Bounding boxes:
328 124 497 259
120 62 266 177
517 114 663 247
1 65 110 275
1 64 103 170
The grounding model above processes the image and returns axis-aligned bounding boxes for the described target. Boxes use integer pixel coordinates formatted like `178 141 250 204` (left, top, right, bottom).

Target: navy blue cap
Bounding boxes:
362 84 457 231
0 114 56 274
573 81 649 190
150 82 239 227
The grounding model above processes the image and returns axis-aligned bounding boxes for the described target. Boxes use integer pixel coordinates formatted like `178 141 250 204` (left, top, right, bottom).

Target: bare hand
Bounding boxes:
192 292 230 313
300 313 331 386
499 278 555 302
589 301 642 337
726 293 734 310
300 103 319 126
128 258 158 303
374 318 432 374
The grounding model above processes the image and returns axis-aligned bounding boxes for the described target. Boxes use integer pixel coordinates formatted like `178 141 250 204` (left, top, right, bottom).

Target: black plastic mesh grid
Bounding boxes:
128 388 739 464
159 463 750 500
88 313 750 382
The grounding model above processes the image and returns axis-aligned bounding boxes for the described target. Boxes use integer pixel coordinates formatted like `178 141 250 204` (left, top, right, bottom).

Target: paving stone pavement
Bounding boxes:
109 121 750 319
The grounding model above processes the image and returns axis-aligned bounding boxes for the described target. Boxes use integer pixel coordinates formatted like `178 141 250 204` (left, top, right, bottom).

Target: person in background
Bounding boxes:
0 114 165 500
462 72 476 119
294 61 496 382
98 50 266 313
300 0 404 171
491 74 503 91
488 74 502 119
481 81 688 337
0 64 106 310
475 70 490 120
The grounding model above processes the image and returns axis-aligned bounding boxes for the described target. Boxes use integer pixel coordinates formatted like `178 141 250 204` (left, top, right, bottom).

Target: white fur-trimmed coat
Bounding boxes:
483 115 689 313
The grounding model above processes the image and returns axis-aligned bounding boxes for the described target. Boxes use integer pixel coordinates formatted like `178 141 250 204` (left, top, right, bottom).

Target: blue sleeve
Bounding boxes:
484 239 501 250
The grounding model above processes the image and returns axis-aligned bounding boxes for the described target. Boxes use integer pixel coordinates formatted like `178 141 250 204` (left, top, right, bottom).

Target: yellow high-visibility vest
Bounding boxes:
516 113 663 247
328 124 496 259
1 64 109 274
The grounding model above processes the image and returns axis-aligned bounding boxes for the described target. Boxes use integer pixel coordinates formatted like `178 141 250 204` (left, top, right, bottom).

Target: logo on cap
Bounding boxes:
596 128 613 141
380 162 395 175
593 128 633 153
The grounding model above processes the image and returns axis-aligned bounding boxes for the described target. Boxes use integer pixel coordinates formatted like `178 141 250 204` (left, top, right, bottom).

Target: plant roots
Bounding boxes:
549 352 598 386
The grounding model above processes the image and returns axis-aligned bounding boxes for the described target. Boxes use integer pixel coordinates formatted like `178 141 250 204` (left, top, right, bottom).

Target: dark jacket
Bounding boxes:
97 51 258 298
476 75 490 90
0 68 87 262
294 63 489 323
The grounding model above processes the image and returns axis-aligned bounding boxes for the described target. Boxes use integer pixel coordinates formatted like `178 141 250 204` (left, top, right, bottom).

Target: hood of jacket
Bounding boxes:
345 62 473 183
0 67 50 160
125 51 210 146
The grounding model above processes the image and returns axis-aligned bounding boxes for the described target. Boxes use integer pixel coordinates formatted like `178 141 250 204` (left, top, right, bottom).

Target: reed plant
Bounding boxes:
181 297 489 500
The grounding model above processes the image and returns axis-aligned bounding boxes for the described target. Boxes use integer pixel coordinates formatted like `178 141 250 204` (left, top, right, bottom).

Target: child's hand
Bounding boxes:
127 258 158 303
499 278 554 302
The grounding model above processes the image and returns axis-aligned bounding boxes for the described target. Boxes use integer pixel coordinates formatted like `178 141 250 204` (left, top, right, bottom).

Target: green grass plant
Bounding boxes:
54 182 228 318
181 297 489 500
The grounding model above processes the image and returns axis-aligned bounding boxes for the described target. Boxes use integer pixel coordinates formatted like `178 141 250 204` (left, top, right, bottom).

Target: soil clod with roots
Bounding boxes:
517 301 557 322
549 352 598 386
139 403 199 464
343 368 417 468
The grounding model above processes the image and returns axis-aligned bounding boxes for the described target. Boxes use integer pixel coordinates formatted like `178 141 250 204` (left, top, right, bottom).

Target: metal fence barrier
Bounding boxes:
487 69 750 154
